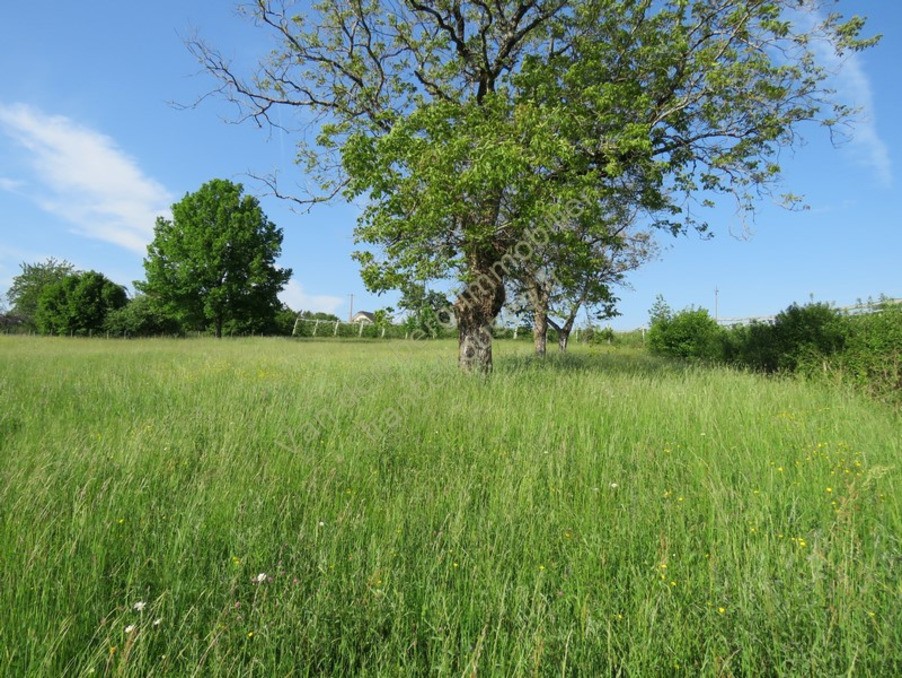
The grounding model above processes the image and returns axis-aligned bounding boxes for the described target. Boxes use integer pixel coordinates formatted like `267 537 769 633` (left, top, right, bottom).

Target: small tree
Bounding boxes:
6 258 76 328
34 271 127 336
138 179 292 337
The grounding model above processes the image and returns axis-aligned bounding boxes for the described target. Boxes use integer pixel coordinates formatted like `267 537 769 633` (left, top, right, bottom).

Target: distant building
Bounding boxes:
351 311 375 323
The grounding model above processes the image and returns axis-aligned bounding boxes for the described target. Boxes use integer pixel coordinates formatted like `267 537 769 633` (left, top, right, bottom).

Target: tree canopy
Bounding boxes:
194 0 877 370
34 270 127 336
6 258 76 327
137 179 292 337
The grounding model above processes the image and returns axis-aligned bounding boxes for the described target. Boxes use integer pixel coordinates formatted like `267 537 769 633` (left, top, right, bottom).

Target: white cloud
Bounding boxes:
279 278 344 315
790 7 892 187
0 177 25 192
0 103 172 252
830 53 892 187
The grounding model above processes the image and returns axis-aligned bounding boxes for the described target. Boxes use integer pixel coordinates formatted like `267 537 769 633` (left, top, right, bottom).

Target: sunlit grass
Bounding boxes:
0 336 899 675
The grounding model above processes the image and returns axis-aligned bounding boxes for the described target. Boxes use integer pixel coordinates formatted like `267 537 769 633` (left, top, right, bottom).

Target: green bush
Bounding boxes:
104 295 184 337
647 301 726 361
771 302 845 372
830 301 902 405
35 271 127 336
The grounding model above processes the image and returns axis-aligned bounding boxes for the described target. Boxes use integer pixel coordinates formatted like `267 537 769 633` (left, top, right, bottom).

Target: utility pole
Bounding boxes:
714 287 719 322
348 293 354 323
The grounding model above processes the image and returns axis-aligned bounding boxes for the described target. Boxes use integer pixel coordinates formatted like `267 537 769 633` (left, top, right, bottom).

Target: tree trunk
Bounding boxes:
558 328 570 352
533 310 548 357
214 316 223 338
551 301 580 353
528 280 550 358
455 260 505 373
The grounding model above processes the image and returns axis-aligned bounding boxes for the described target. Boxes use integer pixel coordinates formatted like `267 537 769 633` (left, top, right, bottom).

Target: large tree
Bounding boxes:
6 258 76 328
193 0 876 371
138 179 292 337
34 271 127 336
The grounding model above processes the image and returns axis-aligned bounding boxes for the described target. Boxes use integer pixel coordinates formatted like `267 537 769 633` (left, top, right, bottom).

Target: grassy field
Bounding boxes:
0 336 899 676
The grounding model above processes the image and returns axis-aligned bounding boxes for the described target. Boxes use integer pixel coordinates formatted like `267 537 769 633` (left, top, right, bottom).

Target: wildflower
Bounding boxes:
318 521 325 527
153 618 162 626
247 631 254 638
826 487 833 493
125 625 136 634
717 607 726 615
610 483 618 489
133 601 146 612
254 573 268 583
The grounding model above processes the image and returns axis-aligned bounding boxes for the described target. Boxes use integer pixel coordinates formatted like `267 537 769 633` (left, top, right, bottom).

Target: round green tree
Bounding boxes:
34 270 127 336
138 179 292 337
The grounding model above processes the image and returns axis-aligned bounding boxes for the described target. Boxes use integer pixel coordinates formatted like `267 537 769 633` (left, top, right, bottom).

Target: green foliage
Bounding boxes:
399 284 454 339
726 302 846 373
138 179 292 337
103 295 184 337
648 303 725 361
771 302 846 372
273 305 299 336
829 301 902 406
34 271 127 336
6 258 76 326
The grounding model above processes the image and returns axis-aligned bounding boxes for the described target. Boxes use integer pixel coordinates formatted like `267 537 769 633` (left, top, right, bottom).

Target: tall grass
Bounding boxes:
0 336 899 675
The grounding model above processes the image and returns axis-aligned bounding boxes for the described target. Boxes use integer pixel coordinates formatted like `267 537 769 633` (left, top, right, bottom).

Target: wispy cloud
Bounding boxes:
830 51 892 187
279 279 344 315
0 177 25 192
791 7 892 187
0 103 173 252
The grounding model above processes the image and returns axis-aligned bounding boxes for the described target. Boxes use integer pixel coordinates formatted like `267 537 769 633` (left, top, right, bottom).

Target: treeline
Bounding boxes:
2 180 298 338
0 258 333 338
648 297 902 406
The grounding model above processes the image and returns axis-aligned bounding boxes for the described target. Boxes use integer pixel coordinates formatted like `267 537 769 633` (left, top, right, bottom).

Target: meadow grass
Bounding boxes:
0 336 899 676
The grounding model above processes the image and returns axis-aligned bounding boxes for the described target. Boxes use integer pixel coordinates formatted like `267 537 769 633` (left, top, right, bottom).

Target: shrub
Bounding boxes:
648 302 726 361
104 296 184 337
771 302 846 372
831 300 902 405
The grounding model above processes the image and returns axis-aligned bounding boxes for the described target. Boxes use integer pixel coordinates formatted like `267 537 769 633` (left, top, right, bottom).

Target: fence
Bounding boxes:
716 298 902 328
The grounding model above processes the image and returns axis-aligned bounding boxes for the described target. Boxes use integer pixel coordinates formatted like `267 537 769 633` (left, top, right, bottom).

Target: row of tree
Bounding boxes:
4 180 297 337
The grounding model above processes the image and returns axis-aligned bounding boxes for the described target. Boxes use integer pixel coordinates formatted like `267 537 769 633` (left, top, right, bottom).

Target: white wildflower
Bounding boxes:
125 625 136 634
254 573 268 583
133 601 146 612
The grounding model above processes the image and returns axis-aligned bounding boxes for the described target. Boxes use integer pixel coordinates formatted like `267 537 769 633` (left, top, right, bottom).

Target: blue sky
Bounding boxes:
0 1 898 329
